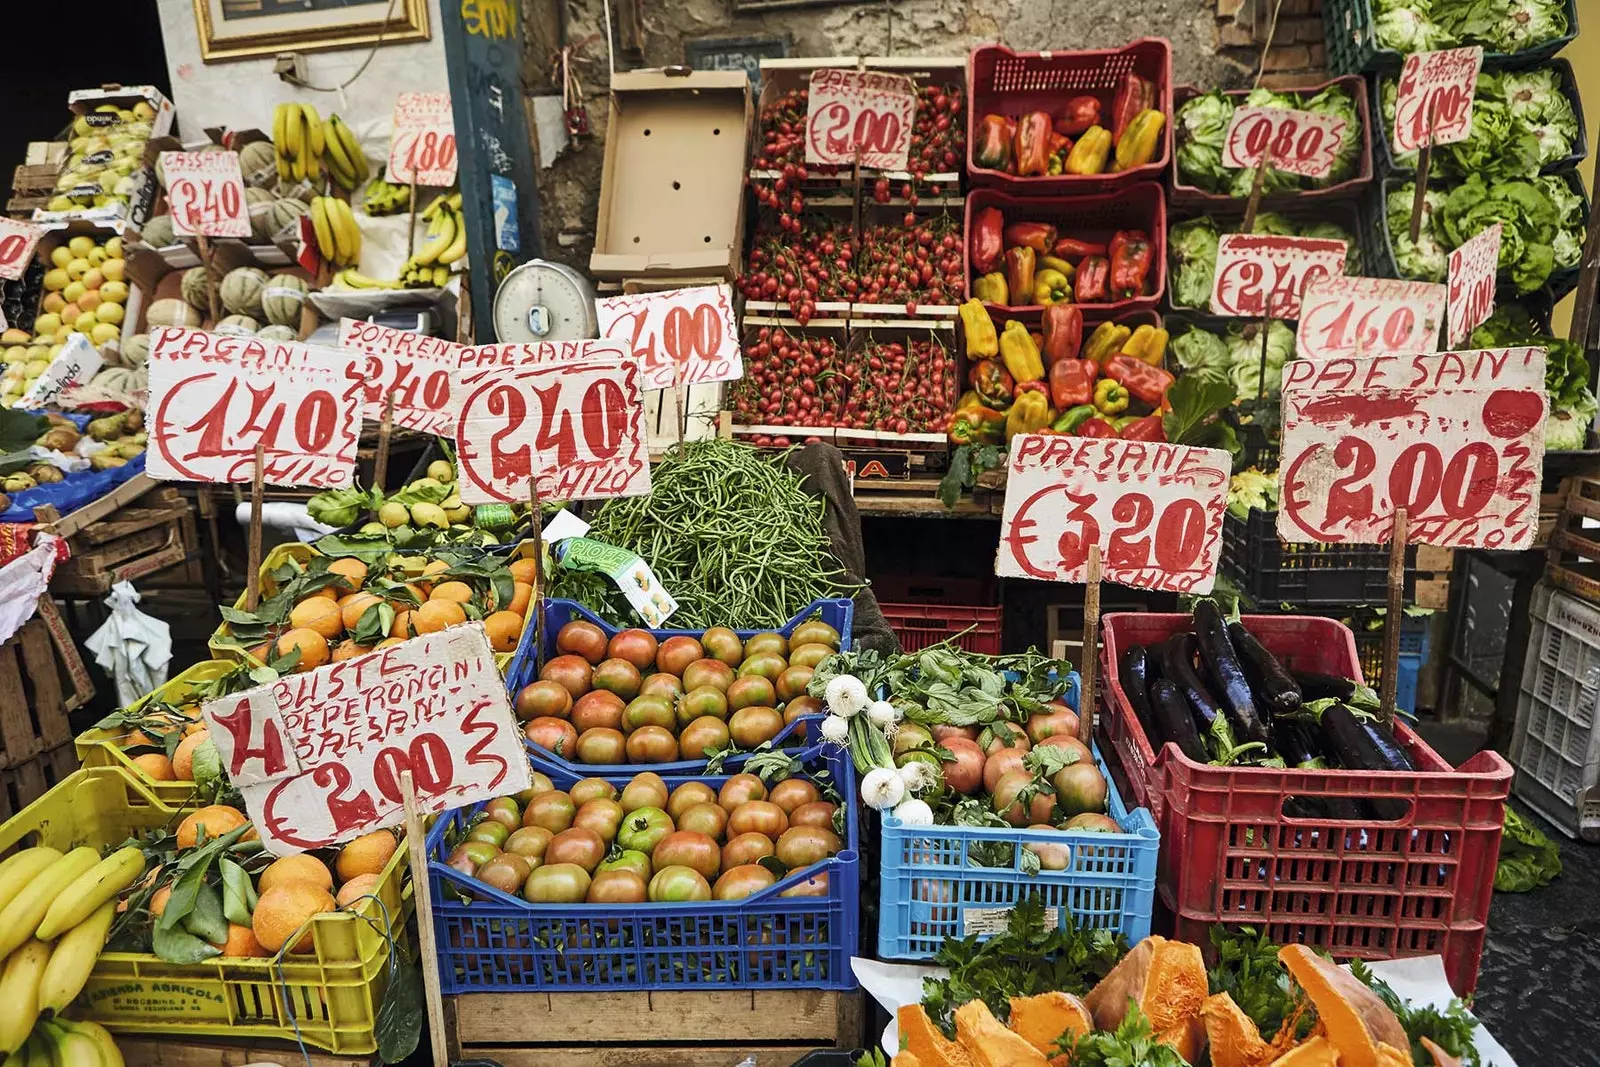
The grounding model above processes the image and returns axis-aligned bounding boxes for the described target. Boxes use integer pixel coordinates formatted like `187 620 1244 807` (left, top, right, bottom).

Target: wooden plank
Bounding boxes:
0 745 77 821
56 524 175 576
0 637 36 769
52 537 187 597
117 1036 372 1067
452 989 846 1045
78 502 189 546
1415 578 1451 611
31 598 92 712
41 473 157 539
1415 545 1454 572
467 1045 831 1067
17 623 67 751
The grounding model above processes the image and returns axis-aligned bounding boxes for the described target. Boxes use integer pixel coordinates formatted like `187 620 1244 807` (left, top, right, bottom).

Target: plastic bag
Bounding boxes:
84 581 172 706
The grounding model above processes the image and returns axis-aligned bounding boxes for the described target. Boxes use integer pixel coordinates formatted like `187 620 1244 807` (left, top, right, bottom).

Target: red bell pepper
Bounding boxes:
1118 414 1166 441
1049 357 1096 410
1076 417 1118 438
1003 221 1058 255
1075 256 1110 302
1004 246 1036 306
1108 230 1153 299
971 207 1005 274
1104 354 1174 407
1054 96 1102 137
1012 111 1053 177
968 359 1014 408
1052 237 1107 261
975 114 1014 171
1110 73 1155 142
1040 304 1083 366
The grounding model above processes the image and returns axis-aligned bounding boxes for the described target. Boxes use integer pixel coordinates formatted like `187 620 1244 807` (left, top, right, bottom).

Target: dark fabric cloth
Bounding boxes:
784 443 900 655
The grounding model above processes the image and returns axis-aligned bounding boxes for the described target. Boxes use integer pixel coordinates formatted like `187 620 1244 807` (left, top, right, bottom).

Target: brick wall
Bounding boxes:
1215 0 1331 89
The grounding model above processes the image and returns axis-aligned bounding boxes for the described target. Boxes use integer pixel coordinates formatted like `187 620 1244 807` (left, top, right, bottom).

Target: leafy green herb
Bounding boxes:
1058 1003 1190 1067
855 1050 889 1067
1350 959 1482 1067
375 950 425 1064
1163 375 1240 453
1207 927 1313 1042
938 443 1005 509
1494 808 1561 892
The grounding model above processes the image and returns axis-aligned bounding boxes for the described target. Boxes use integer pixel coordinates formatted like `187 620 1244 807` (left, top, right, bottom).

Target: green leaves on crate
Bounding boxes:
938 443 1005 510
375 949 425 1065
1349 959 1482 1067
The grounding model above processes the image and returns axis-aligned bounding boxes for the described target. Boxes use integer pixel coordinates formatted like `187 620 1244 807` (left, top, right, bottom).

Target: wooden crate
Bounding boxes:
45 481 198 597
117 1035 373 1067
0 613 89 769
1545 477 1600 603
448 989 865 1067
1414 545 1454 611
0 744 76 822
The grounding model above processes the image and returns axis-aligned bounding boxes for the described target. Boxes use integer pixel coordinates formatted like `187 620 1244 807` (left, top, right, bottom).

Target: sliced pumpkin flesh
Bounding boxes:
1418 1037 1462 1067
954 999 1051 1067
1157 1016 1205 1064
1144 939 1209 1032
1007 991 1093 1058
1278 946 1412 1067
1201 992 1276 1067
1269 1035 1341 1066
893 1053 925 1067
1084 936 1164 1030
898 1004 976 1067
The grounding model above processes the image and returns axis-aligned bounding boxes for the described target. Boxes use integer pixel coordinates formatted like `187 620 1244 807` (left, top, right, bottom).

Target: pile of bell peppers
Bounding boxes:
973 74 1165 178
970 208 1155 307
954 300 1174 445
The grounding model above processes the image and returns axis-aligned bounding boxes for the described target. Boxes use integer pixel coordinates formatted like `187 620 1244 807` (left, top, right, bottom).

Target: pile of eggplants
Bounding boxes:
1118 601 1415 817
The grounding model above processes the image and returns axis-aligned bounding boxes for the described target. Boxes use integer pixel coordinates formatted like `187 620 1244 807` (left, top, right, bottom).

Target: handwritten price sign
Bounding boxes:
995 436 1233 594
389 92 458 187
161 151 250 238
1297 276 1446 363
337 318 465 436
805 69 916 171
1447 223 1501 348
596 284 743 391
1393 46 1483 153
1209 234 1347 319
202 625 530 855
1221 106 1349 179
455 340 651 504
0 218 45 282
1278 347 1547 549
146 326 360 487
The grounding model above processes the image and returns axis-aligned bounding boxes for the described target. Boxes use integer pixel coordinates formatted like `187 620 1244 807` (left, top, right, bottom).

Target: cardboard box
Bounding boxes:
590 69 751 281
27 219 134 361
124 243 318 345
31 85 174 228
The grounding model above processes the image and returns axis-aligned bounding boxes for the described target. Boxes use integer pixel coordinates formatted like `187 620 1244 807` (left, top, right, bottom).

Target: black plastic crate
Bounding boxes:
1223 508 1416 607
1166 201 1371 314
1324 0 1578 76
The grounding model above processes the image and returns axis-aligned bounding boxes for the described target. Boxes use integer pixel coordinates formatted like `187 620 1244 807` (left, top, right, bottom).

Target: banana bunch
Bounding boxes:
321 114 369 192
310 196 362 267
271 103 326 184
363 177 411 217
400 262 452 289
7 1018 122 1067
408 192 467 267
0 846 145 1057
329 269 401 290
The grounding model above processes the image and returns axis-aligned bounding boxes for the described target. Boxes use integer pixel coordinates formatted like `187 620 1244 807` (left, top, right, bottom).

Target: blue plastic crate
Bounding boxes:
876 740 1159 960
426 743 860 992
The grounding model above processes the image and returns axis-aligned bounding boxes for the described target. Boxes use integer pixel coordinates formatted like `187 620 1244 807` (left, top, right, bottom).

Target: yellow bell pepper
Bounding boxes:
1120 324 1169 366
1005 389 1052 442
1065 127 1112 175
1033 269 1072 306
1114 109 1166 171
1040 255 1076 277
974 272 1009 304
960 299 999 359
999 320 1045 384
1093 378 1130 415
1083 321 1131 366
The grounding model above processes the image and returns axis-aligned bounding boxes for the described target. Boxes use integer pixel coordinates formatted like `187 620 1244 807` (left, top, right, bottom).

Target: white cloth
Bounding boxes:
234 501 339 544
0 535 62 645
84 581 172 706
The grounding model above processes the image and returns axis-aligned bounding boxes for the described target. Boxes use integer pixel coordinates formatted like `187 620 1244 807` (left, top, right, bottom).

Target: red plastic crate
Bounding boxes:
966 39 1172 193
964 185 1166 314
1098 612 1510 995
881 602 1003 655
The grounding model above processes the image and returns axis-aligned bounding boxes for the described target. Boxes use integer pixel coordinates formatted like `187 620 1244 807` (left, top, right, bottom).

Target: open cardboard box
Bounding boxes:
26 219 134 362
32 85 174 228
124 242 319 345
590 69 751 281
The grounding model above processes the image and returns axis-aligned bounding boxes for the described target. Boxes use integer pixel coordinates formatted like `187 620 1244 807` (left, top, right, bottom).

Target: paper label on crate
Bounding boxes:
160 151 250 238
1209 234 1348 319
388 92 458 187
596 284 743 391
145 326 361 488
1277 347 1546 549
1393 47 1483 153
1221 106 1348 179
963 906 1059 937
995 435 1232 594
1447 224 1501 348
554 536 677 627
453 340 651 505
1297 276 1446 363
0 217 45 282
206 625 531 855
16 333 102 411
336 317 465 435
805 69 916 171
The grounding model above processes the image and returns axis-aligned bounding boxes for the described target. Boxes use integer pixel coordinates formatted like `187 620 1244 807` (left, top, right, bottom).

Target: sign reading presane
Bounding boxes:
805 69 916 171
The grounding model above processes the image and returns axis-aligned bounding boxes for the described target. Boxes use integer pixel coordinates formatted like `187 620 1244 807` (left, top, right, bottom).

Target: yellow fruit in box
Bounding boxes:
25 346 48 362
87 248 106 267
3 348 25 366
91 323 120 346
65 257 90 281
47 344 63 358
33 314 61 336
40 294 64 314
0 330 27 345
134 101 156 121
42 270 68 292
59 304 81 326
23 359 49 378
104 237 123 260
54 325 72 342
50 247 71 269
62 281 86 305
45 197 74 213
75 309 97 329
68 236 95 258
82 268 104 291
101 260 125 284
96 303 123 326
79 291 101 313
100 281 127 304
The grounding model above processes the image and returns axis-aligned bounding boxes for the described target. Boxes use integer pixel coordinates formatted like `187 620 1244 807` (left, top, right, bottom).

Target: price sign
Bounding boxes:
17 333 102 411
805 69 916 171
0 218 45 282
1447 223 1501 348
1297 276 1446 363
202 625 531 855
1278 347 1547 549
389 92 458 187
146 326 361 487
454 339 651 504
595 284 743 391
1209 234 1347 319
995 435 1232 594
1393 47 1483 153
161 151 250 238
337 318 465 435
1221 106 1349 179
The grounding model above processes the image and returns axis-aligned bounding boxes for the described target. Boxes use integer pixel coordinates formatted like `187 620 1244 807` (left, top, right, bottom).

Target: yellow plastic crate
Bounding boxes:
0 768 412 1055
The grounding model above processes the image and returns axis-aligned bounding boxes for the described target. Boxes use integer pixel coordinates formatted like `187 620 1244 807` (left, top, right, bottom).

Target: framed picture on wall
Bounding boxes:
193 0 431 62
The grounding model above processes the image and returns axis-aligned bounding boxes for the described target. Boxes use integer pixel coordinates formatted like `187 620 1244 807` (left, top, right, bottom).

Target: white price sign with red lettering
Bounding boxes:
1297 276 1446 362
388 92 458 187
146 326 361 487
1209 234 1347 319
1393 46 1483 153
201 625 530 855
0 218 45 281
595 284 743 391
805 69 916 171
995 435 1233 594
454 340 651 504
1222 106 1348 179
1447 223 1501 348
161 151 250 238
337 318 465 435
1278 347 1547 549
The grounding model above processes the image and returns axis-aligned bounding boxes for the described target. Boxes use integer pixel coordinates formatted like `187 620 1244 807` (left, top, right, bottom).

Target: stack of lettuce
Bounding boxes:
1175 85 1363 197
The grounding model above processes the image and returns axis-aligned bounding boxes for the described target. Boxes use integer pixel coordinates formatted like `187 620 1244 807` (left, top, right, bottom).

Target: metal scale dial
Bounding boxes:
492 259 598 342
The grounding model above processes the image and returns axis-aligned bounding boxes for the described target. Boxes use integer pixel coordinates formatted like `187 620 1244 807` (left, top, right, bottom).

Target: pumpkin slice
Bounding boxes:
1084 935 1209 1032
1269 1036 1341 1066
1201 992 1276 1067
898 1004 976 1067
1007 991 1093 1061
1418 1038 1461 1067
954 999 1052 1067
1158 1016 1205 1064
893 1052 924 1067
1278 946 1412 1067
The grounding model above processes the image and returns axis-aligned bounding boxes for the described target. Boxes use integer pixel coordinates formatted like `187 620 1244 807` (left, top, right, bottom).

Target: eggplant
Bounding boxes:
1270 717 1322 768
1149 678 1207 762
1159 634 1223 734
1318 703 1409 820
1292 670 1366 702
1227 622 1302 716
1120 644 1156 735
1361 718 1416 771
1193 601 1270 746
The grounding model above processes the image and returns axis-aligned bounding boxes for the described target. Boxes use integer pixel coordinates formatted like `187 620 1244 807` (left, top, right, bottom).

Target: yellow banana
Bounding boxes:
0 849 63 917
433 265 449 287
302 104 325 156
330 198 361 265
437 209 467 265
0 941 52 1054
413 211 455 266
336 118 370 182
38 900 115 1016
19 1034 49 1067
272 105 291 181
53 1022 120 1067
309 198 335 259
37 847 143 941
322 120 358 191
283 104 302 160
36 1022 100 1067
0 848 96 960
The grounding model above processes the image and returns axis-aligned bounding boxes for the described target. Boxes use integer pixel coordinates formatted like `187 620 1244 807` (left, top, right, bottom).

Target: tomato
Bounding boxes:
608 629 659 671
468 819 508 847
504 826 553 862
665 781 717 822
648 864 712 903
1051 762 1108 817
477 853 531 895
573 798 624 843
514 680 572 721
714 864 777 901
992 769 1054 827
653 830 721 880
737 653 787 681
768 779 820 814
788 801 837 831
728 800 788 840
482 797 522 830
776 825 841 868
729 706 784 748
679 716 731 761
779 869 830 897
701 627 744 666
620 772 669 812
1024 824 1071 870
722 831 775 868
523 717 579 758
980 725 1030 755
514 771 555 805
744 632 788 658
616 806 675 853
775 666 814 703
682 658 734 693
939 737 985 795
555 621 608 665
639 673 683 702
443 851 476 877
679 686 729 726
622 696 675 733
625 725 681 763
787 643 833 670
932 724 979 743
523 863 591 903
982 747 1028 794
1027 707 1081 744
597 848 652 882
586 868 648 904
890 722 933 757
575 728 625 765
789 621 839 650
1037 735 1092 763
540 655 593 698
452 840 499 869
677 801 728 840
523 791 576 834
592 658 643 701
570 777 618 807
718 773 767 811
656 636 706 676
546 826 606 872
726 676 776 712
1062 813 1119 832
571 690 626 733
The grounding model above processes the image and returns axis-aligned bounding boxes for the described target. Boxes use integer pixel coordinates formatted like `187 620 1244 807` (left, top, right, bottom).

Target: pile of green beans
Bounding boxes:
547 439 859 628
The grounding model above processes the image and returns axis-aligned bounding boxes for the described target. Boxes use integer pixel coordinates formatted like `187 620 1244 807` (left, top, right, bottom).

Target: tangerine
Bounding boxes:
326 557 368 589
289 597 343 640
412 599 466 634
336 829 399 881
275 628 330 671
259 853 334 895
212 922 268 957
332 639 371 662
336 873 383 909
131 753 175 781
507 582 533 617
150 885 171 917
340 592 383 631
390 611 416 639
253 883 335 954
429 581 474 604
374 637 405 649
123 729 159 749
176 804 249 849
484 610 525 652
172 730 209 779
510 558 538 585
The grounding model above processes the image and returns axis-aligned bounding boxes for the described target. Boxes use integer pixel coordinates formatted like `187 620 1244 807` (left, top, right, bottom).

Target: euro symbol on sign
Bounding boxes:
1005 484 1070 581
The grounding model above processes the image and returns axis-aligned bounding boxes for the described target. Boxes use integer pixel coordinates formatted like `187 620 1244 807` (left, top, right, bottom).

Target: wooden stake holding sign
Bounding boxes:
528 475 547 670
245 444 265 611
372 390 397 494
1382 508 1410 718
401 770 450 1067
1077 545 1103 745
1392 47 1484 243
1408 98 1438 244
